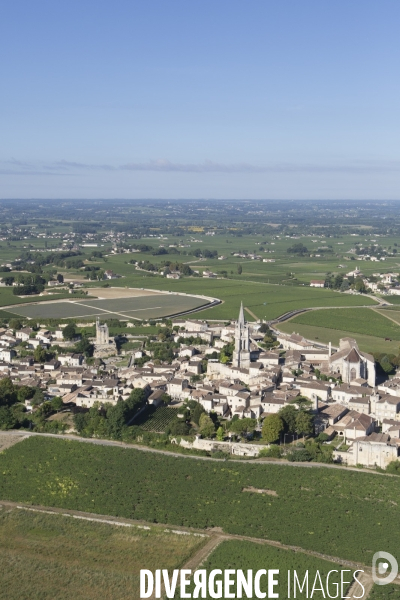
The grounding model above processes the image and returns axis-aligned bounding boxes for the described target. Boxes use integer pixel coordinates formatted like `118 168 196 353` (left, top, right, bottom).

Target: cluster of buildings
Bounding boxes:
1 301 400 469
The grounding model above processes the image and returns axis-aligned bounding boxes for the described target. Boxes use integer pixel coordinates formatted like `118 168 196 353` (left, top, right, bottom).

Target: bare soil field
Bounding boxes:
0 433 28 452
86 287 162 299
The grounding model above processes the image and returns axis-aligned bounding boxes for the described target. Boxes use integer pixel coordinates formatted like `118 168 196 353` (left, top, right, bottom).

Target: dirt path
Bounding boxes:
0 432 29 452
3 500 400 592
182 535 224 570
346 571 374 599
372 306 400 327
245 306 259 320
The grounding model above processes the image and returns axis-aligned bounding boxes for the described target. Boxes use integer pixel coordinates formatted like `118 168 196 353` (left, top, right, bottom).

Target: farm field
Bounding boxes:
277 321 400 354
193 540 351 600
0 286 79 308
0 276 377 322
369 584 400 598
134 406 179 431
1 436 400 564
83 278 377 321
0 506 204 600
375 308 400 326
5 292 211 321
289 307 400 340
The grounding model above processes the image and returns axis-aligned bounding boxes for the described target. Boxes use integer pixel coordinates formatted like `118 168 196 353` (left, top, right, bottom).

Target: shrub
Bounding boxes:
259 445 282 458
287 449 312 462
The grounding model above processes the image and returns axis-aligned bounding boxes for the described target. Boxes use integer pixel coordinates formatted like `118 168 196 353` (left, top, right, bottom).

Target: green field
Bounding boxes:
277 321 400 354
6 293 211 321
1 437 400 564
287 307 400 341
134 406 180 431
369 584 400 598
0 506 204 600
376 309 400 326
278 307 400 353
0 279 377 323
80 279 377 321
191 540 351 600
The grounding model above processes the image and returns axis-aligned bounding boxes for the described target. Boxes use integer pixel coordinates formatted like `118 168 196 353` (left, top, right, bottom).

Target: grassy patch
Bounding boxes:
1 437 400 564
0 506 204 600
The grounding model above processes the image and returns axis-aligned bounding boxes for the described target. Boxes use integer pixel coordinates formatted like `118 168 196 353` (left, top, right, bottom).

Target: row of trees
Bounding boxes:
261 397 314 443
73 389 146 439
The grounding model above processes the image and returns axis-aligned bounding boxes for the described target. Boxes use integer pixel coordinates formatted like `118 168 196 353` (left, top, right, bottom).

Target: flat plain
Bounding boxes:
6 292 210 321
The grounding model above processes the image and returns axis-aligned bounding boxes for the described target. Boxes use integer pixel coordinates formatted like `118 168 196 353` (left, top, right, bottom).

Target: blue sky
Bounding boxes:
1 0 400 199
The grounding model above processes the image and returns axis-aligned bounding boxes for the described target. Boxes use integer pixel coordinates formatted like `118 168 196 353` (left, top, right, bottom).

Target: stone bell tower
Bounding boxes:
232 302 251 369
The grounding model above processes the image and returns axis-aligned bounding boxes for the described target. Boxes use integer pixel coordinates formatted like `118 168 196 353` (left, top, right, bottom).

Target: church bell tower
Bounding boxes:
232 302 251 369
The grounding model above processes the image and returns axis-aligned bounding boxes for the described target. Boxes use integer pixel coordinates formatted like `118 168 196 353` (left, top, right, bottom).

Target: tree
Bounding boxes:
56 273 64 283
262 414 284 443
51 396 64 412
192 403 205 425
287 242 309 255
278 404 298 433
74 335 94 357
340 279 350 292
199 413 215 438
63 323 76 340
33 346 47 363
73 412 90 434
0 378 17 407
31 388 44 406
9 318 23 331
295 411 314 436
216 426 224 441
161 393 172 405
354 277 366 293
237 264 242 275
2 276 14 286
229 417 256 435
169 421 190 435
17 385 35 403
0 406 17 430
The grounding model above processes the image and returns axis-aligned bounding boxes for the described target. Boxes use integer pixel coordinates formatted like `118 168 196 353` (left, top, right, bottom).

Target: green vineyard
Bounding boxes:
1 436 400 564
135 406 180 431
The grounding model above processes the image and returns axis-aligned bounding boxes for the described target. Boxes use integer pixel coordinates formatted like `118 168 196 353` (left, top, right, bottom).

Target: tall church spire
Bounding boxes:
232 301 250 369
238 301 245 326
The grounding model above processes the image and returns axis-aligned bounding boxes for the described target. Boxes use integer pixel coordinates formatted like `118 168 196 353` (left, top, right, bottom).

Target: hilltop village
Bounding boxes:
1 302 400 470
